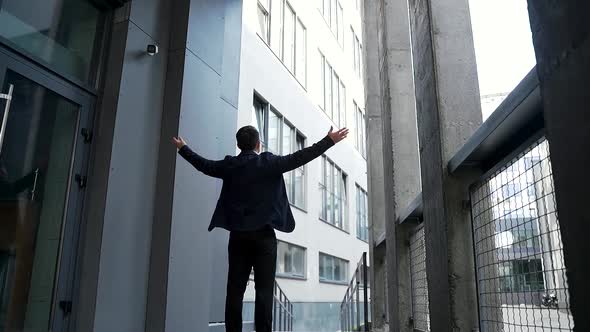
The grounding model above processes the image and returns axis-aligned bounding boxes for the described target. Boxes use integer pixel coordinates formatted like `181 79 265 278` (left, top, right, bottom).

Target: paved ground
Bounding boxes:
481 306 574 331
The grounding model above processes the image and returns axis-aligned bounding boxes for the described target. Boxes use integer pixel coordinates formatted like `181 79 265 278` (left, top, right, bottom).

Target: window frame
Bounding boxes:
319 156 348 231
282 2 296 72
354 101 367 158
252 94 308 210
319 252 349 283
276 240 307 279
259 0 307 88
295 18 307 86
257 0 271 43
356 185 369 242
320 0 344 46
351 26 363 78
319 51 346 128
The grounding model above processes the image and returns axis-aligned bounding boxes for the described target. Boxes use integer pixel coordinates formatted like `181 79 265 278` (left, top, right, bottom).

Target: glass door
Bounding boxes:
0 48 93 332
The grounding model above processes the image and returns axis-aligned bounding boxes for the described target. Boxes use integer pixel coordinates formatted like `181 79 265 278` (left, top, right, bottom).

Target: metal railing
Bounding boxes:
273 280 294 331
340 252 370 332
470 137 574 331
244 277 294 331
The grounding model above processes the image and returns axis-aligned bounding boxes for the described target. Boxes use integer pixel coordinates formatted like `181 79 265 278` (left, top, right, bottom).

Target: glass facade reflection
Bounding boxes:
0 0 106 84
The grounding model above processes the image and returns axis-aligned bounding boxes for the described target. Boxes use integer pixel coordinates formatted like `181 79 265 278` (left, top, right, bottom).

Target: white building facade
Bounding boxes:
237 0 369 329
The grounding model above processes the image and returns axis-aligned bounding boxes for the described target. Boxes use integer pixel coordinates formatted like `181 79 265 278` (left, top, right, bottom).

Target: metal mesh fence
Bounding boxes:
410 224 430 331
470 137 574 331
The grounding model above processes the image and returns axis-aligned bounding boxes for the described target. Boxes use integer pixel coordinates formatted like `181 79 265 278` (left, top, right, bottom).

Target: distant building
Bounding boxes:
240 0 369 330
481 92 510 120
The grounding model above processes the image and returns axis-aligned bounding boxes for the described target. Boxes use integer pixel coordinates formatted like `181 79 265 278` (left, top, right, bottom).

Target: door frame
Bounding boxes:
0 44 95 332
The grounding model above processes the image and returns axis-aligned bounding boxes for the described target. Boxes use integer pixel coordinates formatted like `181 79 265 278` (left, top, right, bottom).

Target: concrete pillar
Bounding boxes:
407 0 482 330
364 0 421 330
381 0 422 331
526 1 590 329
363 0 388 328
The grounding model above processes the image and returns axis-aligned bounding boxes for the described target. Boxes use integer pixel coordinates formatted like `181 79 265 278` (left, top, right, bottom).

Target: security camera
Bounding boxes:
147 44 159 56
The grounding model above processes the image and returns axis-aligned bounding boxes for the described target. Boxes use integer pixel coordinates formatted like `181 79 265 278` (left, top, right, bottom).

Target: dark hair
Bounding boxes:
236 125 260 151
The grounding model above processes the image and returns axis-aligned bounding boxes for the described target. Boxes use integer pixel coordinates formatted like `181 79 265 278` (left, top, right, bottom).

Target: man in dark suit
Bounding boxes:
172 125 348 332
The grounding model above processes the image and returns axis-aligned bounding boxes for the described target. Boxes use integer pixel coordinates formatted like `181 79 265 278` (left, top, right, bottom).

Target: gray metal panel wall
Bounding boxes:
91 0 171 330
161 0 243 330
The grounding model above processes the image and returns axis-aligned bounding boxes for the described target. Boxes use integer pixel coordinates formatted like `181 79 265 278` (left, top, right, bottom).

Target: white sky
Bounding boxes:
468 0 537 97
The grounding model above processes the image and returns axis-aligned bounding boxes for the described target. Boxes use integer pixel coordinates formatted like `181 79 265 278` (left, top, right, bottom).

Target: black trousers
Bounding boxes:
225 226 277 332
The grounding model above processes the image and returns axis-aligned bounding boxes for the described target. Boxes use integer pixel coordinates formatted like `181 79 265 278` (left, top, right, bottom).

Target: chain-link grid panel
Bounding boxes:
410 224 430 331
470 137 574 331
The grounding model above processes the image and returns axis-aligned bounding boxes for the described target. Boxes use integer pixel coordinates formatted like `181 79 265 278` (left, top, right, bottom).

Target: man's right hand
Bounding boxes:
328 126 349 144
172 136 187 150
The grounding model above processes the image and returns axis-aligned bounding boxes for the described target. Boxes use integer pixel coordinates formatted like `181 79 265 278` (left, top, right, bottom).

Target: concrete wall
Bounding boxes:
238 0 369 306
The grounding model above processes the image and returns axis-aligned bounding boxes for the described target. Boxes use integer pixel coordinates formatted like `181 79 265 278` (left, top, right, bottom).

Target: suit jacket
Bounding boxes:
178 135 335 232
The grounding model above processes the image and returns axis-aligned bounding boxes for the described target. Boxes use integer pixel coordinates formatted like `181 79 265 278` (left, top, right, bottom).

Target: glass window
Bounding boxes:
337 3 344 43
355 102 366 158
352 27 357 72
319 253 348 282
332 71 339 120
252 94 306 209
294 135 306 207
319 54 345 126
330 0 337 30
0 0 106 84
283 4 296 72
282 122 293 200
351 27 363 77
320 53 326 110
527 181 536 197
253 97 267 149
502 183 519 198
359 44 363 79
268 110 281 154
498 259 544 292
282 122 293 156
277 241 306 277
270 0 284 56
295 19 307 86
323 0 331 24
339 82 346 127
333 167 341 226
320 0 343 44
355 36 360 74
356 185 369 242
340 170 347 229
320 157 328 220
320 156 347 230
325 64 332 118
257 1 270 43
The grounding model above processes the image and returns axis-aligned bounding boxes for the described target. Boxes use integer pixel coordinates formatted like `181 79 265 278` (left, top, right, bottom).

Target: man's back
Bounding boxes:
177 135 336 232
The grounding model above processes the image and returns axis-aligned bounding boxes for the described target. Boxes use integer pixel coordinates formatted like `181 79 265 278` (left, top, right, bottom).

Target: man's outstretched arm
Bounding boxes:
267 127 349 174
173 136 227 178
